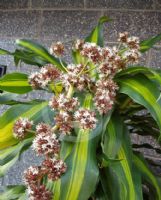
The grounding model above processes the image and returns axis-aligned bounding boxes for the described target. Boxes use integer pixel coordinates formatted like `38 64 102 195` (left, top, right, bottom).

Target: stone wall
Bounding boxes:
0 0 161 186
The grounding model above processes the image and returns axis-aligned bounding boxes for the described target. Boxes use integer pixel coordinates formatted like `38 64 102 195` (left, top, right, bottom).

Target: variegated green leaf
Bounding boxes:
85 16 112 47
0 101 54 150
0 73 32 94
140 33 161 53
0 48 11 55
72 16 111 64
117 74 161 139
16 39 67 71
0 138 32 177
116 66 161 86
13 49 48 67
102 112 123 159
101 113 143 200
0 185 26 200
133 154 161 200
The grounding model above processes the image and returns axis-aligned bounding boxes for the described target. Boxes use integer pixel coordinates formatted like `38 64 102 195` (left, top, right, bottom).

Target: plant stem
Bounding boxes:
84 66 97 73
26 129 36 134
59 58 68 72
67 84 74 98
77 60 89 76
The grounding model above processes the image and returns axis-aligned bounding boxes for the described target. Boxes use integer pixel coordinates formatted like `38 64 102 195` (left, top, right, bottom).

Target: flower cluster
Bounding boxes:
62 64 90 91
118 32 140 49
27 184 52 200
79 42 125 74
98 47 125 78
21 121 67 200
36 123 52 135
73 39 84 51
81 42 103 63
23 166 41 186
54 112 73 134
42 158 67 181
118 32 141 64
32 133 60 156
13 118 33 139
12 119 66 199
74 108 97 129
49 92 98 134
49 94 79 112
49 94 78 134
24 158 66 199
28 64 61 89
24 166 52 200
94 79 119 114
32 123 60 156
50 41 64 57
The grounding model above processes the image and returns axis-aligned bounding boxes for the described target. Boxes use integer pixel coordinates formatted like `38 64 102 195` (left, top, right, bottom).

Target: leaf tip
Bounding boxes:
98 16 113 24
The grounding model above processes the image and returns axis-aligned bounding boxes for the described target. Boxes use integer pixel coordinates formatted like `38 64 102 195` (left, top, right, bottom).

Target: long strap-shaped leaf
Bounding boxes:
13 49 48 67
101 113 143 200
140 33 161 53
117 74 161 139
115 66 161 86
0 92 19 105
102 111 123 159
16 39 67 71
133 154 161 200
0 138 32 177
52 94 101 200
0 48 11 55
72 16 111 64
0 185 26 200
0 73 32 94
0 101 54 149
85 16 112 47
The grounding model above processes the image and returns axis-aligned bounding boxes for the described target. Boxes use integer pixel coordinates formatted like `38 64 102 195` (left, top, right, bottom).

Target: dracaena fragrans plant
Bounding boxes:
0 16 161 200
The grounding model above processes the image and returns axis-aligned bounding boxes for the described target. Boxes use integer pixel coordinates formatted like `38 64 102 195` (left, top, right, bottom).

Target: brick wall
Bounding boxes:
0 0 161 186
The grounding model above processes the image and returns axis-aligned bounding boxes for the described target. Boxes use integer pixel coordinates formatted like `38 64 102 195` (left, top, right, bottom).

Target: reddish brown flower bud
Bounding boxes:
55 112 73 134
81 42 103 63
127 36 140 49
50 41 64 57
27 184 52 200
118 32 129 43
40 64 61 81
13 118 33 139
42 158 67 181
23 166 41 186
73 39 84 51
62 64 90 91
94 79 118 114
123 49 141 64
36 123 52 135
32 133 60 156
74 108 97 129
29 65 61 89
49 94 79 112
